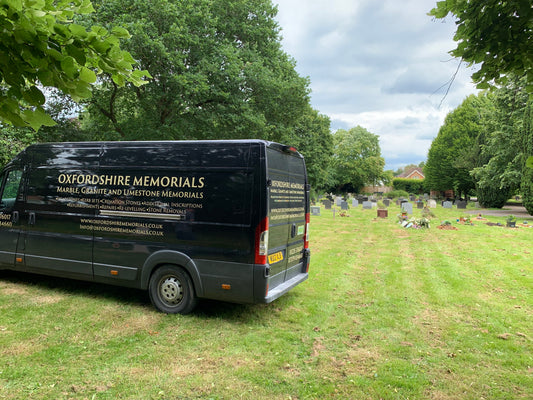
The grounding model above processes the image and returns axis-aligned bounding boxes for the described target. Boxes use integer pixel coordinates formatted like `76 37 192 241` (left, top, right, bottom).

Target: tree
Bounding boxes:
0 0 149 131
520 102 533 214
429 0 533 91
280 107 333 191
424 94 489 198
77 0 310 141
329 126 385 194
471 76 530 207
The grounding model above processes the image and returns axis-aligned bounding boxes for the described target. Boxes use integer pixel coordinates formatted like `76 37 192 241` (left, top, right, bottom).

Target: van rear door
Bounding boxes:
265 145 309 295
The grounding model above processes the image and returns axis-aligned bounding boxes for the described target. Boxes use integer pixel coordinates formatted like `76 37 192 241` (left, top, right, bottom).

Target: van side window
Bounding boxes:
0 170 23 211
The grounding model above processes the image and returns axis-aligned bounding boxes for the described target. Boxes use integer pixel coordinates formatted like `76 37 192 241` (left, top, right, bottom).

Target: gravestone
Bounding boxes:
409 195 416 202
335 197 342 206
443 201 452 209
401 202 413 214
456 200 467 209
428 199 437 208
362 201 373 209
417 201 424 209
424 193 429 200
311 206 321 216
352 199 359 207
324 200 332 209
383 199 390 207
340 201 349 210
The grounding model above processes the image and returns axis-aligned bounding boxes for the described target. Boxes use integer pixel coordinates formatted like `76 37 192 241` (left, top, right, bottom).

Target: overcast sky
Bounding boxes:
274 0 479 171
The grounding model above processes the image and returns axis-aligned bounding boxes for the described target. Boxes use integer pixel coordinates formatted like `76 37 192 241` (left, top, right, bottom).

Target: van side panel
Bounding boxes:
19 144 99 280
90 142 258 300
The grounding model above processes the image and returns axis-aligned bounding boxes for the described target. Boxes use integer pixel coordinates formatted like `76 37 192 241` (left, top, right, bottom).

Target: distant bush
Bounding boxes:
388 190 409 199
392 178 426 194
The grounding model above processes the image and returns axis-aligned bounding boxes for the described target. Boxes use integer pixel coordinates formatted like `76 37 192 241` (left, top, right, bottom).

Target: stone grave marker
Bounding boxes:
335 197 343 206
324 199 332 209
340 201 349 210
401 202 413 214
417 201 424 209
456 200 467 209
428 199 437 208
383 199 390 207
311 206 321 216
362 201 373 209
352 199 359 207
409 195 416 202
443 201 452 209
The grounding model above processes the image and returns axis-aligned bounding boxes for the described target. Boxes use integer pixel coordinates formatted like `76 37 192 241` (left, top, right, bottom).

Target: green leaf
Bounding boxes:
68 23 88 38
527 156 533 169
78 0 95 14
111 73 125 86
65 43 86 65
22 86 46 106
22 107 56 131
37 69 54 86
60 56 78 78
79 66 96 83
111 26 130 39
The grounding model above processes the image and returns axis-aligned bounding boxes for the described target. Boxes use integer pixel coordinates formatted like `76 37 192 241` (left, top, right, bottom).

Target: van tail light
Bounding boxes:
254 217 269 264
304 212 310 249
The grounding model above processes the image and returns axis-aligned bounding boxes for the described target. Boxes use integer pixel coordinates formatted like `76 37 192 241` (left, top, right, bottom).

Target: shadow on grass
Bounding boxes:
0 269 149 309
0 269 292 320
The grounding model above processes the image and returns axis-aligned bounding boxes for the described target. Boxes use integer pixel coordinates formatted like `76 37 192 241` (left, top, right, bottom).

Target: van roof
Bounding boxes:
24 140 304 158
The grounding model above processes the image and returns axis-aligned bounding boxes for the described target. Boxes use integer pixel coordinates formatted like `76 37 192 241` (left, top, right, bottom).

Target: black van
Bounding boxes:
0 140 310 314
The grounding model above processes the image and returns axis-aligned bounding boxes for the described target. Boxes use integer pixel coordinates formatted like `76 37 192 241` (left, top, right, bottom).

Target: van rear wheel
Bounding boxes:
148 265 198 314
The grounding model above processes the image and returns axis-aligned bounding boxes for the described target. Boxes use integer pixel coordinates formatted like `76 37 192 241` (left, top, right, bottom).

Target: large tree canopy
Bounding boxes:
429 0 533 91
329 126 385 194
471 76 531 208
424 94 490 197
0 0 149 130
79 0 310 142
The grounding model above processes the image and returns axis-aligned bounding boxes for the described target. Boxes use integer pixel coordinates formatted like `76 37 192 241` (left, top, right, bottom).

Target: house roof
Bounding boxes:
398 167 425 179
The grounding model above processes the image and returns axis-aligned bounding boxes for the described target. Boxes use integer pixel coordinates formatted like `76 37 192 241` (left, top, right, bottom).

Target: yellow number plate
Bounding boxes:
268 251 284 264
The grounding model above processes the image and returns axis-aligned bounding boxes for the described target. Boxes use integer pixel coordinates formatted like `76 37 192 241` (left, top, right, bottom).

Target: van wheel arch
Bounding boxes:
148 264 198 314
140 250 202 296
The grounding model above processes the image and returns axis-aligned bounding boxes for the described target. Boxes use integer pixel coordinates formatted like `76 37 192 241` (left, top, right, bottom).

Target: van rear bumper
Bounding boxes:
263 271 308 303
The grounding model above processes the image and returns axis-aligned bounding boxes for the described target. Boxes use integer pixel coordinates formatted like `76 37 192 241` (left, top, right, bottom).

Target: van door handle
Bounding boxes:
29 212 36 225
12 211 19 224
291 223 296 238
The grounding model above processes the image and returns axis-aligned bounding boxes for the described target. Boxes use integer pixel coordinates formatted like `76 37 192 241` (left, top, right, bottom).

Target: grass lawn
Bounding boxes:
0 204 531 399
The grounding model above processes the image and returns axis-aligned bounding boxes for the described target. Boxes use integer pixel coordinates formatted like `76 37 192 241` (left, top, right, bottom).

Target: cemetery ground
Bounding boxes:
0 204 531 400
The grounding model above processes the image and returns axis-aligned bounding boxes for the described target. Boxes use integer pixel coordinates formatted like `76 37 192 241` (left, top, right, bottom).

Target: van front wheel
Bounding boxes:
148 265 198 314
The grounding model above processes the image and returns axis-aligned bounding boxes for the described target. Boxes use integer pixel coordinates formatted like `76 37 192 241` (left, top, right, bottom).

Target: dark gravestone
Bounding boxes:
341 201 349 210
456 200 467 209
324 200 332 210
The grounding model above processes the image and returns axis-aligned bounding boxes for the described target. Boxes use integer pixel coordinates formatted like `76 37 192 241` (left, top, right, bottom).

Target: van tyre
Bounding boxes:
148 265 198 314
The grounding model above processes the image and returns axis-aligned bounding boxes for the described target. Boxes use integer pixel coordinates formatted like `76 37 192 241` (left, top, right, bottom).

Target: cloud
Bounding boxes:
274 0 480 170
